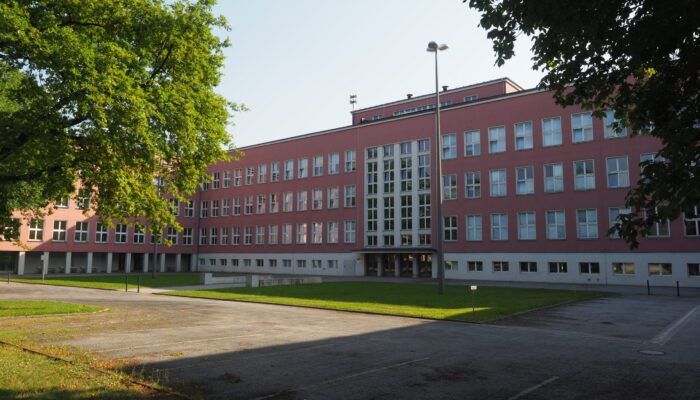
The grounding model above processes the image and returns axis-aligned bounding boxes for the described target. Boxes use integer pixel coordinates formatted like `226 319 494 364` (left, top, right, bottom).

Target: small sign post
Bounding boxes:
469 285 478 314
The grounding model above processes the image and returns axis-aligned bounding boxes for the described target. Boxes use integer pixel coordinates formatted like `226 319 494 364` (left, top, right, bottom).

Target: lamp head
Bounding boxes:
426 41 448 52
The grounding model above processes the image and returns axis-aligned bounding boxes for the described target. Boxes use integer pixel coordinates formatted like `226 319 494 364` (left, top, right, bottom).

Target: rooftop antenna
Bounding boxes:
349 94 357 112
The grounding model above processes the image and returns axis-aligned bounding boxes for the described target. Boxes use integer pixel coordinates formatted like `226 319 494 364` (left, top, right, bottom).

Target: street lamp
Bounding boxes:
427 41 448 295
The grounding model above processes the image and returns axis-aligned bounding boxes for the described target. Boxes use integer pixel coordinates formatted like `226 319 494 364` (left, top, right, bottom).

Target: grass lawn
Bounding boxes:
0 300 102 317
162 281 607 322
11 273 201 290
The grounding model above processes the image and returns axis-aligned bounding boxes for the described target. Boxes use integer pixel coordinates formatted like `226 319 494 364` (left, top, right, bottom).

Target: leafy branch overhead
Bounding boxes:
468 0 700 247
0 0 238 239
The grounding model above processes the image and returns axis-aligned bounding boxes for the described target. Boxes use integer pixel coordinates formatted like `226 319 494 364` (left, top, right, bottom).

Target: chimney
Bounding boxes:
442 85 449 92
407 94 413 99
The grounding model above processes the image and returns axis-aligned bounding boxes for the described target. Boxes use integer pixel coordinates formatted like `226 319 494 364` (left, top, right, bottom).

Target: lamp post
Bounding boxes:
427 41 448 295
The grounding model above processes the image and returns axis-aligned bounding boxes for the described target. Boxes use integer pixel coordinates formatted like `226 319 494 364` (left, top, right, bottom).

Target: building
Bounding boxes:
2 78 699 287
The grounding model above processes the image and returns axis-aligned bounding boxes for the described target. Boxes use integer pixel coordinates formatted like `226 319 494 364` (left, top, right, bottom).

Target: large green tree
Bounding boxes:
468 0 699 247
0 0 235 240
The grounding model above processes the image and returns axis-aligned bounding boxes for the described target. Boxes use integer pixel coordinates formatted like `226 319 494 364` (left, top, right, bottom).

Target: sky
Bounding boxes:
212 1 544 148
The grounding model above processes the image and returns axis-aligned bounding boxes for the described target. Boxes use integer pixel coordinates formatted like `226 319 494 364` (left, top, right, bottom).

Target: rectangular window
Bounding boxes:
514 121 533 150
256 259 264 267
282 224 292 244
232 227 240 245
297 191 308 211
327 187 339 209
183 227 192 245
493 261 509 272
232 197 241 216
383 159 394 193
233 168 242 186
243 226 252 245
95 222 108 243
245 166 254 185
465 172 481 199
210 199 219 217
418 193 430 230
283 192 293 212
269 259 277 268
244 196 253 215
576 209 599 239
243 259 251 267
312 259 322 269
400 157 412 192
211 172 220 189
296 223 307 244
684 206 700 236
544 163 564 193
542 117 562 146
345 150 356 172
418 154 430 190
270 162 280 182
400 195 412 230
572 112 593 143
298 158 308 178
606 156 630 188
269 193 279 213
221 199 229 216
464 130 480 156
344 185 356 207
383 144 394 158
518 212 536 240
400 142 412 154
311 222 323 244
220 227 227 245
344 220 356 243
200 200 208 218
579 262 600 274
297 260 306 269
258 164 267 183
256 194 266 214
489 169 507 197
574 159 595 190
646 207 670 237
488 126 506 153
268 224 278 244
312 189 323 210
367 147 378 159
184 200 194 217
223 170 231 188
609 207 627 238
515 166 534 195
383 196 395 231
491 213 508 241
367 198 378 232
612 262 635 275
443 216 457 241
466 215 482 241
327 221 339 243
687 263 699 277
549 262 568 273
328 153 340 175
443 174 457 200
284 160 294 180
114 223 127 244
649 263 672 276
133 225 145 244
604 110 627 138
546 210 566 239
520 262 537 273
75 221 89 243
209 227 218 245
313 155 323 176
169 198 180 216
467 261 483 272
256 225 264 245
52 220 67 242
442 134 456 159
77 189 90 210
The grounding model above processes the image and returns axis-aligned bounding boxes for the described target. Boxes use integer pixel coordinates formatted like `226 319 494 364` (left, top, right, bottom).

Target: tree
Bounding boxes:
0 0 236 240
468 0 699 247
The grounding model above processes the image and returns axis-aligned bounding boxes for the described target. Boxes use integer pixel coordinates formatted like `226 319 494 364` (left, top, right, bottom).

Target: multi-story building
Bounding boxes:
2 78 699 287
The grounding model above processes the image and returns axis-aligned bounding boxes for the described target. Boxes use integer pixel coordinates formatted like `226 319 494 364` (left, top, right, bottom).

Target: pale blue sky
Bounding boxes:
213 1 543 148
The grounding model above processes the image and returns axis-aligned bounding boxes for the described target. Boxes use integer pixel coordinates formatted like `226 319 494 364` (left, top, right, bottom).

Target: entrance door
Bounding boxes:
418 254 432 277
382 254 396 276
365 254 378 276
0 252 16 273
400 254 414 277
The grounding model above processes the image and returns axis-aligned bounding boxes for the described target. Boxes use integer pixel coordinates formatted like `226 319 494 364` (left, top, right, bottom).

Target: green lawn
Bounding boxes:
11 273 201 290
0 300 102 317
162 282 607 322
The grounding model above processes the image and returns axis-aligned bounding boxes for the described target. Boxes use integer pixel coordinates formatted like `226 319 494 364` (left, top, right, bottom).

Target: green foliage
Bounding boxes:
0 0 237 238
468 0 700 247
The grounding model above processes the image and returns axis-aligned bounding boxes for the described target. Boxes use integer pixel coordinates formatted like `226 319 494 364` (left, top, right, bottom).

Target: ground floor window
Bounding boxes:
549 262 567 273
445 260 458 271
493 261 509 272
648 263 672 276
467 261 483 272
612 262 635 275
520 262 537 273
688 263 699 276
579 262 600 274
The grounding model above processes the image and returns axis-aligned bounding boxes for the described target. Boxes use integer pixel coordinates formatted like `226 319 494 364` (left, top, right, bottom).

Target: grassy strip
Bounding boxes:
0 300 102 317
11 273 201 290
162 282 607 322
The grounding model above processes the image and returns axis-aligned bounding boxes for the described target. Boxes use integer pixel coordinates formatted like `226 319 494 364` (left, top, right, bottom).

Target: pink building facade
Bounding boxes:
2 78 699 286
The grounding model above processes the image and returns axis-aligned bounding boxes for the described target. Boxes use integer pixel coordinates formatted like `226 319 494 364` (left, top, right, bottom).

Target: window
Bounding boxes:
256 259 264 267
514 121 533 150
574 160 595 190
418 154 430 190
212 172 220 189
77 189 90 210
269 193 279 213
312 259 322 269
243 226 252 245
400 142 412 154
327 221 339 243
444 260 458 271
198 228 207 245
542 117 562 146
200 200 208 218
232 227 240 245
488 126 506 153
75 221 89 243
367 235 377 247
442 134 456 159
549 262 568 273
95 222 108 243
649 263 672 276
281 224 292 244
115 223 127 244
572 112 593 143
313 155 323 176
515 166 534 195
311 222 323 244
270 162 280 182
328 153 340 174
268 224 278 244
367 198 378 232
327 260 338 269
546 210 566 239
256 194 266 214
464 130 480 156
544 163 564 193
312 189 323 210
467 261 483 272
223 170 231 188
444 216 457 241
400 157 412 192
466 215 482 241
268 259 277 268
256 225 264 245
210 199 219 217
210 228 220 245
258 164 267 183
283 192 293 212
576 209 598 239
328 187 339 209
282 259 292 268
383 197 394 231
493 261 509 272
297 260 306 269
400 195 412 230
520 262 537 273
55 197 70 208
183 227 192 245
608 207 631 238
221 199 229 216
489 169 506 197
220 227 227 245
243 259 251 267
383 159 394 193
297 191 308 211
579 262 600 274
296 223 307 244
345 150 356 172
233 197 241 216
612 262 635 275
443 175 457 200
298 158 308 178
418 194 431 230
344 185 356 207
367 161 378 194
418 139 430 153
184 200 194 217
49 220 67 242
518 212 536 240
245 166 254 185
646 207 670 237
200 179 208 192
367 147 378 159
169 198 180 216
491 213 508 241
604 110 627 138
688 263 699 277
606 156 630 188
284 160 294 180
383 144 394 158
685 206 700 236
344 220 356 243
464 172 481 199
233 168 242 186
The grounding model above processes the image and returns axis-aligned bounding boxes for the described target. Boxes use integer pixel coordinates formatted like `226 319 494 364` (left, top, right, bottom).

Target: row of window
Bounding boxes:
442 207 700 242
201 257 339 270
441 111 629 159
191 186 356 218
203 151 357 190
446 260 700 278
198 221 357 246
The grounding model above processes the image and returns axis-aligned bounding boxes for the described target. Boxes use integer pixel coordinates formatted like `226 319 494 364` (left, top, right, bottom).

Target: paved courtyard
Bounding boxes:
2 282 699 399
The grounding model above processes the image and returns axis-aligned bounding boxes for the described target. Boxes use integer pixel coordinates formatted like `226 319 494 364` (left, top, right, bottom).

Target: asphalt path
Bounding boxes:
2 282 699 400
